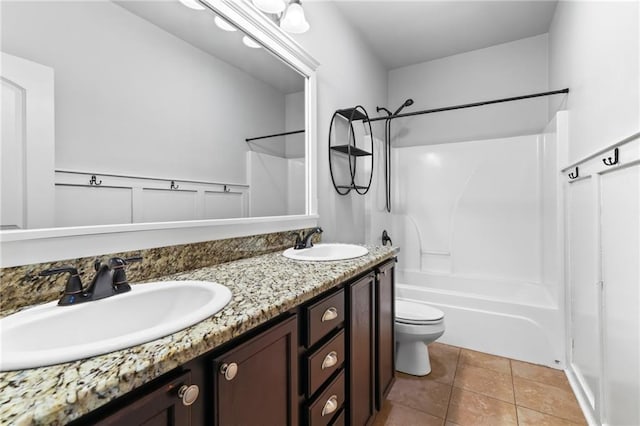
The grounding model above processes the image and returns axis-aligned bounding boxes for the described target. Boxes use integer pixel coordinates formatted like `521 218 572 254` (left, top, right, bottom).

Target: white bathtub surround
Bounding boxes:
388 113 567 368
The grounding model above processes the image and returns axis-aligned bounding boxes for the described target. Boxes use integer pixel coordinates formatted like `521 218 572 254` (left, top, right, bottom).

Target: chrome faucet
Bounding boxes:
39 256 142 306
294 227 323 249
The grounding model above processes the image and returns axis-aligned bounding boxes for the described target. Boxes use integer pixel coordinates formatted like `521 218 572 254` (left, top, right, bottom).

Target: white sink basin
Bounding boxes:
0 280 231 371
282 243 369 261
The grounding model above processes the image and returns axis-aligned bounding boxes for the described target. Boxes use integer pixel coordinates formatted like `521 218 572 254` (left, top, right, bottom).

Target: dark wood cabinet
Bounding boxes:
375 259 395 408
347 273 376 426
212 315 298 426
74 258 396 426
93 371 194 426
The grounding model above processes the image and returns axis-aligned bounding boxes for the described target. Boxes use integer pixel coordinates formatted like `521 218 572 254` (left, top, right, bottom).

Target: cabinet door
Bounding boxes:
376 260 395 409
348 273 376 426
212 315 298 426
93 371 193 426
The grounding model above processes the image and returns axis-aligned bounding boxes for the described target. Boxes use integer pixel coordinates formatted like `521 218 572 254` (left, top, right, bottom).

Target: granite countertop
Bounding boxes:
0 245 396 425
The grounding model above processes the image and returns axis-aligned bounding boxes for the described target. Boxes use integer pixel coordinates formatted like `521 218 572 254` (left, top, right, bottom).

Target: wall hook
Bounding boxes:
89 175 102 186
223 185 231 193
602 147 619 166
568 167 579 180
170 180 179 190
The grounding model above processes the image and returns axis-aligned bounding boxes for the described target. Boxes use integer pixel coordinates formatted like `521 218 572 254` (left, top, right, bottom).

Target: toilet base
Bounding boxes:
396 341 431 376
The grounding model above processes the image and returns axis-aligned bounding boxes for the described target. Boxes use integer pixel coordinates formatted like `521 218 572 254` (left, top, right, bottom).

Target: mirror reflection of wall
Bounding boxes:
0 0 305 230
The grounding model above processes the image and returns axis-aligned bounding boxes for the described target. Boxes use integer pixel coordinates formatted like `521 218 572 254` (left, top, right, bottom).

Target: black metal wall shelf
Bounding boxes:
336 108 368 121
330 145 372 157
336 184 369 191
328 105 374 195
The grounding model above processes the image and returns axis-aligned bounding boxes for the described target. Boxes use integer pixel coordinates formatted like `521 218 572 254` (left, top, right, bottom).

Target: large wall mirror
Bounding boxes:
1 0 315 230
0 0 318 267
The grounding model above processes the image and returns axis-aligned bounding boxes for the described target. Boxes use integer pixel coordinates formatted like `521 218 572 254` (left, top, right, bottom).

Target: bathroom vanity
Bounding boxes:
0 246 396 425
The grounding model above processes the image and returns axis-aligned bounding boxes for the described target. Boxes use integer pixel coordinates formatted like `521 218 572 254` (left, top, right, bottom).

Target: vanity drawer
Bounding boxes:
306 329 345 396
306 289 345 348
330 408 345 426
307 370 345 426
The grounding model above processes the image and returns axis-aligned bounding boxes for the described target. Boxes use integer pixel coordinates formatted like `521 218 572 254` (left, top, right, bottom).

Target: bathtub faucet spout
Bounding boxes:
382 230 393 246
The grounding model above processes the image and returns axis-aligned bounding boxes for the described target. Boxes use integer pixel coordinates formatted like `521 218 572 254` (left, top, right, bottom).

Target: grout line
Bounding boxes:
516 406 584 426
442 347 462 423
511 360 520 425
450 385 518 405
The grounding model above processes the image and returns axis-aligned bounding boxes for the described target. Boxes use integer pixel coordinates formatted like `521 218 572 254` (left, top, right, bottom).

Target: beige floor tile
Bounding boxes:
511 360 571 391
458 348 512 375
427 343 460 385
517 406 584 426
513 377 586 424
387 375 452 418
446 387 517 426
373 400 444 426
453 364 515 403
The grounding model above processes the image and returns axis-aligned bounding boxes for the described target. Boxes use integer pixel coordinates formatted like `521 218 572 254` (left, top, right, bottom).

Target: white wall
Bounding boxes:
388 34 550 147
2 1 288 184
295 2 388 244
549 1 639 162
549 3 639 425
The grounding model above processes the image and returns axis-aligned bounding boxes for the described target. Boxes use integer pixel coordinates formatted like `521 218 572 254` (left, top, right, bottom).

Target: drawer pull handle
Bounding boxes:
321 307 338 322
220 362 238 381
321 395 338 417
321 351 338 370
177 384 199 406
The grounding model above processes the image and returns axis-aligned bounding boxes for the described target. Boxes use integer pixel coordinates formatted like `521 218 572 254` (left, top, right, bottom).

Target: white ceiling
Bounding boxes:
116 1 305 94
331 0 558 69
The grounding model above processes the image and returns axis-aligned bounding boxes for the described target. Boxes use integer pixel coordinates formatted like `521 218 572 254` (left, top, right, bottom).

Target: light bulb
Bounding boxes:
178 0 205 11
214 16 237 32
242 36 261 49
252 0 286 14
280 3 310 34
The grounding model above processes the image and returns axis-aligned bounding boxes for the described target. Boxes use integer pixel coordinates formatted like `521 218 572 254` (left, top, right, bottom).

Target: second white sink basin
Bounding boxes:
0 280 231 371
282 243 369 261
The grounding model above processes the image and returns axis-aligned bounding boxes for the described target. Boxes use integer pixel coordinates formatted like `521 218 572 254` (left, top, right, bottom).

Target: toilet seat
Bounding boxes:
396 300 444 325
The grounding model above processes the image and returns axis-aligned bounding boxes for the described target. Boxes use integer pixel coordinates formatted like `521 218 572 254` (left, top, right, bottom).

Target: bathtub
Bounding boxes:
396 269 565 368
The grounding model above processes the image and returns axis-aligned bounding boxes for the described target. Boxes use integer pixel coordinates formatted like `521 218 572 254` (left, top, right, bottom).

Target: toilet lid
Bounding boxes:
396 300 444 324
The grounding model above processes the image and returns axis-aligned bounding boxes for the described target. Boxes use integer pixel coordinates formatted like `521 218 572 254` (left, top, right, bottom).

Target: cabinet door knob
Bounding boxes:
220 362 238 381
321 307 338 322
321 351 338 370
177 384 199 406
321 395 338 417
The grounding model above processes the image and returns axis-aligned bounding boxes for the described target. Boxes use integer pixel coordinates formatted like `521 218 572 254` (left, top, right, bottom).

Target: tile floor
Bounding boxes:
373 342 587 426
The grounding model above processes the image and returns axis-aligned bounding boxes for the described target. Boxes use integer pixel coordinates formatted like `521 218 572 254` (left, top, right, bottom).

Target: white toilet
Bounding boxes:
395 300 445 376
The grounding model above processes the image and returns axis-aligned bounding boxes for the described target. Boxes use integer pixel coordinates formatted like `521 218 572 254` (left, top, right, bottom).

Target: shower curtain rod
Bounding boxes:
245 129 304 142
365 88 570 123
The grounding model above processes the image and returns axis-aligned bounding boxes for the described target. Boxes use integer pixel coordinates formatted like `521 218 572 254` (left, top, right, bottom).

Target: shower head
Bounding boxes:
393 98 414 115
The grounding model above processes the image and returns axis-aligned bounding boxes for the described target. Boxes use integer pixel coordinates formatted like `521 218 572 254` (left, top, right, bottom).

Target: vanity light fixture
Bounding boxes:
178 0 205 11
279 0 309 34
214 16 237 32
253 0 310 34
242 36 261 49
252 0 286 14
